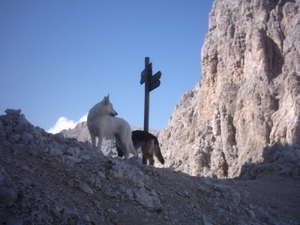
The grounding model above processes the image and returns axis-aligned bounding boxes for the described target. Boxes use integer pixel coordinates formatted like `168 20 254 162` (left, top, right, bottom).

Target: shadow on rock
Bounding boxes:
239 142 300 180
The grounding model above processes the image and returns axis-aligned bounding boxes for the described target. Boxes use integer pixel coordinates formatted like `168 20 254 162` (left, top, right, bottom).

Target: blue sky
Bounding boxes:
0 0 213 133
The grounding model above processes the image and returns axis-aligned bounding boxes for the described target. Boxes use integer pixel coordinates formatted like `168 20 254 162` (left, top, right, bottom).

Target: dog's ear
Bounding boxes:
102 96 108 105
103 95 110 105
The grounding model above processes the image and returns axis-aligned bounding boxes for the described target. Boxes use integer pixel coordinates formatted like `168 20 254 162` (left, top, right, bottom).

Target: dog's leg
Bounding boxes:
96 133 104 155
141 141 148 164
121 142 135 159
115 135 124 157
148 156 154 165
116 147 123 157
148 140 155 165
123 144 130 159
129 141 138 158
142 155 147 165
120 133 137 159
142 139 156 165
90 132 97 151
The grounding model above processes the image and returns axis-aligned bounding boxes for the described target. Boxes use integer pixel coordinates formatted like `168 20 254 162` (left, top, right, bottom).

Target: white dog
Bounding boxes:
87 95 138 159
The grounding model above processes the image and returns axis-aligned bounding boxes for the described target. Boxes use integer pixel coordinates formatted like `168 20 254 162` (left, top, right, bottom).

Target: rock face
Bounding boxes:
159 0 300 178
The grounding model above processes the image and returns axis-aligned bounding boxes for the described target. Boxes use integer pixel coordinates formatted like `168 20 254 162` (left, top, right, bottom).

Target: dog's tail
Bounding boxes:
153 137 165 164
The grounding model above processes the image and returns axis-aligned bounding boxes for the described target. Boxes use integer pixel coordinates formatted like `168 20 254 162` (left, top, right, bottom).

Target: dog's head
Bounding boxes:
102 95 118 117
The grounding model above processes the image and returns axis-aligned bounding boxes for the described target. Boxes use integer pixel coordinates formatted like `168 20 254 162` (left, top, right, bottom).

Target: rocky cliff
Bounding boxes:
159 0 300 178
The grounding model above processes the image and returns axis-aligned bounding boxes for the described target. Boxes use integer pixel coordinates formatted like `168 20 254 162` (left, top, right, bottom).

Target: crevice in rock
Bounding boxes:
265 121 272 144
228 114 237 145
263 31 284 82
272 96 280 111
221 152 229 177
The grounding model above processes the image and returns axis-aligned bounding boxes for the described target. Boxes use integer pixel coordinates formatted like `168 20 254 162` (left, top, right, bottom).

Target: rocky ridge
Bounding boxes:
158 0 300 178
1 109 300 224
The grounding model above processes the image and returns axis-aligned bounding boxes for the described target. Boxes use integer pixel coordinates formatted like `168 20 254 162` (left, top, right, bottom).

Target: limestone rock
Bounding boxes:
0 166 17 207
159 0 300 178
0 109 97 166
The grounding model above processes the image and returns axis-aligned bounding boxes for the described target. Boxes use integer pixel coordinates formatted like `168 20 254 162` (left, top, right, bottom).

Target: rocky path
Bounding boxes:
1 143 300 224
